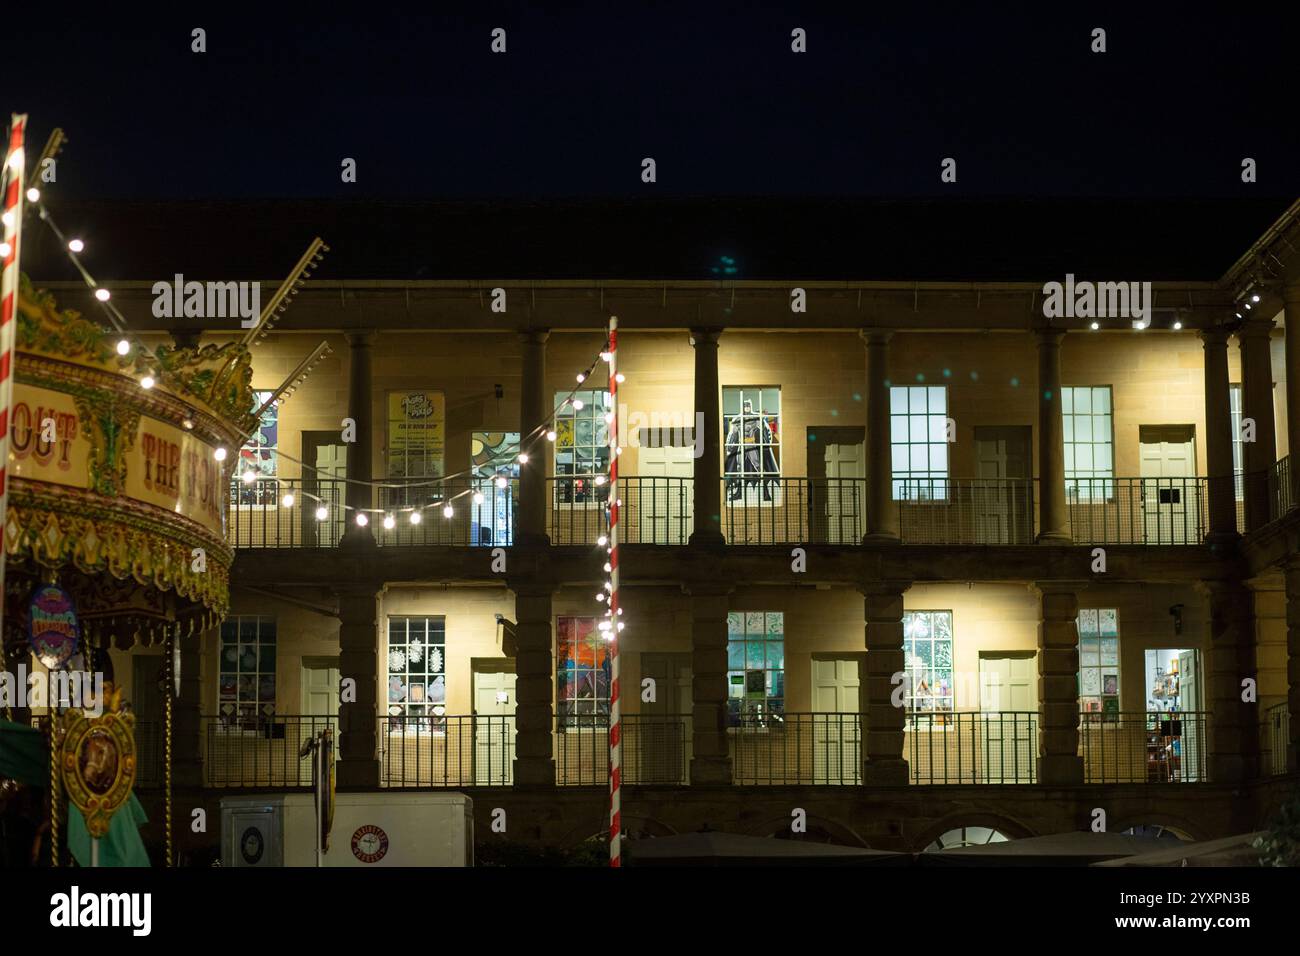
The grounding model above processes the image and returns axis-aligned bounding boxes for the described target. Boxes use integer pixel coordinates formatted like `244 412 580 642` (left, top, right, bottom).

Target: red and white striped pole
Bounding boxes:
0 114 28 709
606 315 622 867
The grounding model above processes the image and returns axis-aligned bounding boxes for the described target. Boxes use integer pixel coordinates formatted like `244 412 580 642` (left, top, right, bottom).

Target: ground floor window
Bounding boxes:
557 617 609 729
387 616 447 731
903 610 954 715
1077 608 1120 719
925 826 1011 851
1145 648 1199 712
726 611 784 725
218 616 276 726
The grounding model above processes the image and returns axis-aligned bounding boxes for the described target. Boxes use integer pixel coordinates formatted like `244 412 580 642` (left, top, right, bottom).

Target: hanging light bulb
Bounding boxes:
576 372 586 383
546 430 557 441
604 412 614 424
1252 294 1261 303
494 476 507 489
597 534 608 546
0 242 10 257
214 447 228 462
68 238 84 253
26 187 40 202
1172 321 1183 331
473 492 485 505
604 562 612 572
315 505 329 521
282 493 296 507
116 338 131 356
383 514 396 530
595 475 606 485
596 593 606 602
1089 322 1099 331
0 211 12 228
441 504 454 518
94 288 111 302
140 375 155 389
410 510 422 525
355 512 369 527
518 453 529 464
241 469 256 484
573 399 584 410
615 373 625 383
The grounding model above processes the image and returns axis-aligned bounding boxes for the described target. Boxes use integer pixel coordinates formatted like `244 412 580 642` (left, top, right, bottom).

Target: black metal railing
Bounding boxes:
1067 478 1207 545
548 476 696 545
378 477 517 547
1268 456 1295 524
1079 711 1208 783
228 478 347 548
729 712 861 785
899 479 1036 545
1262 702 1291 776
722 478 866 545
379 715 514 787
622 714 693 785
907 711 1038 784
202 714 338 788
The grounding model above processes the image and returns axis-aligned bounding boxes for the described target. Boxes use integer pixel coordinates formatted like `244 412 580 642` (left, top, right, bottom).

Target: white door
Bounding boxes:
637 445 695 544
639 653 693 784
823 443 866 544
312 444 348 546
300 660 340 787
811 658 860 784
473 670 516 785
1139 433 1195 544
979 654 1037 783
1177 650 1202 782
974 427 1031 543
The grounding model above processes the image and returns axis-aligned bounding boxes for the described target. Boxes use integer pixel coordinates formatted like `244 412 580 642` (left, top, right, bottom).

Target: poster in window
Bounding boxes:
387 391 445 478
1102 674 1118 696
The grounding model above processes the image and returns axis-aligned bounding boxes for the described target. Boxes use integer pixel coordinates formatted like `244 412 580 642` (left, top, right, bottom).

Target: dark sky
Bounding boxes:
10 4 1299 200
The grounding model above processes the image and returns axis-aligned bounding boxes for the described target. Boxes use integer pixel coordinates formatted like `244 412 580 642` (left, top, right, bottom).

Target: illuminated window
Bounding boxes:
387 617 447 732
218 616 276 723
231 391 277 505
723 388 781 502
1077 608 1120 720
726 611 785 726
891 386 948 500
1063 386 1114 499
554 391 611 505
903 611 954 714
557 617 609 729
1230 384 1244 500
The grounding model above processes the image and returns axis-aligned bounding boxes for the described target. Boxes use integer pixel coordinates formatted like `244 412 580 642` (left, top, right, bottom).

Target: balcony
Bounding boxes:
907 712 1038 784
202 714 338 788
1078 711 1209 783
1261 702 1291 776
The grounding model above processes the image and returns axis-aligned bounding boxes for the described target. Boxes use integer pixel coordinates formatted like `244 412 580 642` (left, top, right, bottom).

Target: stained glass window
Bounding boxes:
556 617 610 729
1078 608 1120 719
1063 386 1114 500
231 390 278 505
723 388 781 506
726 611 785 726
218 616 276 727
891 386 949 500
903 611 954 715
387 617 447 732
554 391 611 505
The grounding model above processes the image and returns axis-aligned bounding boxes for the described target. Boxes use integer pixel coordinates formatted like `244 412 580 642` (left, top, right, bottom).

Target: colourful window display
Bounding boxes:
903 610 954 714
231 390 278 505
726 611 784 725
218 616 277 725
723 388 781 505
387 617 447 731
556 617 610 728
553 391 612 505
470 431 520 546
1078 608 1120 719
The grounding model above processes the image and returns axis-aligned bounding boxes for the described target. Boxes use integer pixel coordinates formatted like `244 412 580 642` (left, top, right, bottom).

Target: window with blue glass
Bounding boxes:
727 611 784 726
470 431 519 546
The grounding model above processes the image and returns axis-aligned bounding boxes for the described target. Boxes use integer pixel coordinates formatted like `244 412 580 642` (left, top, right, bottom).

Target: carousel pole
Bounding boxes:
606 316 622 868
47 714 60 866
164 627 175 867
0 114 29 723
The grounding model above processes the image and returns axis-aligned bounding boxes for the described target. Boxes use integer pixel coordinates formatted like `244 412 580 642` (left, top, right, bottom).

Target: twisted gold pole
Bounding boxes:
165 630 175 868
48 718 60 867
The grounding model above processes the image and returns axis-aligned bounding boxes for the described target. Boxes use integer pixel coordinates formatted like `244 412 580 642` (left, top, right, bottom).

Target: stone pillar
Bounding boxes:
1284 281 1300 508
518 330 550 548
1285 560 1300 773
1035 583 1083 785
512 583 556 787
1199 580 1257 784
1201 328 1237 540
861 330 899 542
688 329 725 546
341 331 376 547
336 584 381 788
1035 330 1071 543
1238 316 1277 531
688 586 733 784
172 630 205 788
861 581 910 784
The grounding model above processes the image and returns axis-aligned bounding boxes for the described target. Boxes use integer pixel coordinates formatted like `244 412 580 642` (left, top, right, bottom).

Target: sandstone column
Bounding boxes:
518 330 551 548
861 581 911 784
1035 583 1083 785
512 583 556 787
340 331 376 547
1035 330 1071 543
1283 281 1300 510
1238 316 1277 531
688 329 725 546
1285 560 1300 773
862 330 899 542
336 584 382 788
172 631 205 788
1199 580 1257 784
688 585 733 784
1201 327 1237 540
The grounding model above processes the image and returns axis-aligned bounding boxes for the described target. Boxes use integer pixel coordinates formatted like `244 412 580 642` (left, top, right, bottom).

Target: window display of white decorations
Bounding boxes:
388 648 407 672
429 647 443 674
408 639 423 663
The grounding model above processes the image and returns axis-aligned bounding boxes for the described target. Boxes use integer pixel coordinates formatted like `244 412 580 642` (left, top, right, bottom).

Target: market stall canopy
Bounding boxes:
625 831 908 867
1092 832 1266 867
919 831 1166 867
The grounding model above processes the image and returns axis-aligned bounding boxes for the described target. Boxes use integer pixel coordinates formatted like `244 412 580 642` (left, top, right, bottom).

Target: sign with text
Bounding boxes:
387 390 445 478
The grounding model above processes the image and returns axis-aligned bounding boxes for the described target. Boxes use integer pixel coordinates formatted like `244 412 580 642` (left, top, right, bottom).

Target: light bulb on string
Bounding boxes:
577 372 586 383
494 477 507 489
410 510 422 525
595 475 606 485
355 512 369 527
597 535 607 546
518 453 529 464
383 514 396 530
214 447 228 462
442 504 454 518
546 430 557 441
615 373 625 384
94 288 111 302
473 492 485 505
26 187 39 202
68 238 84 253
596 593 606 602
604 562 612 572
140 375 155 390
0 212 12 228
573 399 584 410
116 339 131 356
315 505 328 521
0 243 10 257
604 413 614 424
282 493 295 508
241 469 256 484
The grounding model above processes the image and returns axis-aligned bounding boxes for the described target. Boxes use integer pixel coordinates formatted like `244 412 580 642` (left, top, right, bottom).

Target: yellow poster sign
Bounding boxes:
387 390 445 477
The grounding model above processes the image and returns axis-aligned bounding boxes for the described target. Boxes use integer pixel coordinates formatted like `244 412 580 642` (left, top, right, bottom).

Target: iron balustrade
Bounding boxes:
722 478 867 545
1067 477 1207 545
1078 711 1209 783
1267 456 1295 524
622 714 693 785
379 715 514 788
898 479 1036 545
548 476 696 545
378 477 517 547
729 712 861 785
202 714 338 788
228 478 347 548
1262 702 1291 776
907 711 1038 784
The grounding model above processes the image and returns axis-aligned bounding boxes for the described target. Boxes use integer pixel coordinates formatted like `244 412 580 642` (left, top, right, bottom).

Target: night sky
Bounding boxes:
11 5 1299 200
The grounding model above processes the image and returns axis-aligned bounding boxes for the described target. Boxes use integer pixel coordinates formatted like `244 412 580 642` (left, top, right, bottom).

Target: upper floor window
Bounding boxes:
1063 386 1114 499
471 431 519 546
387 616 447 732
1230 384 1244 500
891 386 949 500
726 611 785 725
218 615 276 725
557 616 609 729
231 391 278 505
723 387 781 501
554 390 611 505
1077 608 1120 720
903 610 954 715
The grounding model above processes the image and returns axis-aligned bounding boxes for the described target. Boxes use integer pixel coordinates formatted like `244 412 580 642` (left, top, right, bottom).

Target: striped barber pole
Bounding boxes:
0 114 28 685
606 315 622 867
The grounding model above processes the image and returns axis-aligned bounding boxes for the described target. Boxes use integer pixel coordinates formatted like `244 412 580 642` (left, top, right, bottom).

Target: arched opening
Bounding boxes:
924 825 1013 851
